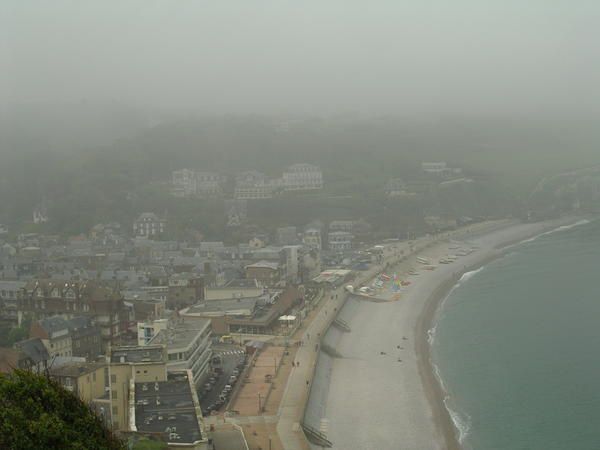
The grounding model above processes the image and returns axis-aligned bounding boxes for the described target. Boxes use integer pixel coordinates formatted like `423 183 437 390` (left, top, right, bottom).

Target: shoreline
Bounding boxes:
414 216 591 450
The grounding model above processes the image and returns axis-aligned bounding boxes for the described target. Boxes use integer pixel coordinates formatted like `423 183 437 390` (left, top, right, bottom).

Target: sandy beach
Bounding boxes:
305 217 586 450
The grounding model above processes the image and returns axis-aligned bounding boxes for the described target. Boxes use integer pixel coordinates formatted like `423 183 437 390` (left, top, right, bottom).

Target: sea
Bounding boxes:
431 218 600 450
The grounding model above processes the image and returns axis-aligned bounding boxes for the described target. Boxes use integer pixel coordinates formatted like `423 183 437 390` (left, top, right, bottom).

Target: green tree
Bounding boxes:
0 370 125 450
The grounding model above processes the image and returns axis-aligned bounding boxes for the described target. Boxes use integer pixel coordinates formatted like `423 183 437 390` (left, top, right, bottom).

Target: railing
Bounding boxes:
301 422 333 448
332 317 351 332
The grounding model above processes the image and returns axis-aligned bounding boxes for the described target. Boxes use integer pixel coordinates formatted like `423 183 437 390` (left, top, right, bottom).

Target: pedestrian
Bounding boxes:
306 380 310 386
296 361 300 367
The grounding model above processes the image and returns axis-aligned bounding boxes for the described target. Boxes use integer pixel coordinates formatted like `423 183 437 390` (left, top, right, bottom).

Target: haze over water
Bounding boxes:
432 219 600 450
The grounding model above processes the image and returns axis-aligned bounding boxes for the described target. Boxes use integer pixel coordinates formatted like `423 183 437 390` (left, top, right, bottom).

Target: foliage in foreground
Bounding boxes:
0 370 125 450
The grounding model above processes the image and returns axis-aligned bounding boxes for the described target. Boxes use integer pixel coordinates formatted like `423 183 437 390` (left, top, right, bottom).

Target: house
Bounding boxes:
303 228 322 251
234 171 275 200
172 169 224 198
422 162 463 177
33 205 49 224
12 338 50 373
67 316 103 361
50 361 107 402
195 171 224 197
281 163 323 191
245 261 281 287
167 273 204 310
19 280 130 346
30 315 73 359
328 231 353 251
329 220 355 233
133 213 166 238
385 178 408 197
108 345 168 430
172 169 197 197
0 280 25 325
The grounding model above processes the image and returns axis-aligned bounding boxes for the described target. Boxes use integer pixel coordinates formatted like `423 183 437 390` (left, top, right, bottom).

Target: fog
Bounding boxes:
3 0 600 117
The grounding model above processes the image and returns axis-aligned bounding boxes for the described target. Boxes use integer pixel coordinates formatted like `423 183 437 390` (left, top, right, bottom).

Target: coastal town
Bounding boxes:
0 142 591 450
0 158 497 449
5 4 600 448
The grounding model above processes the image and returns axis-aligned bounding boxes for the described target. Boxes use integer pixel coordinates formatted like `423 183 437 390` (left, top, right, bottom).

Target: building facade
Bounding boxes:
133 213 166 238
148 318 212 388
281 163 323 191
327 231 353 251
19 280 130 346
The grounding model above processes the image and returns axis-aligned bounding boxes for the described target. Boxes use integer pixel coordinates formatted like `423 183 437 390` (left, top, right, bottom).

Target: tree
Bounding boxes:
0 370 125 450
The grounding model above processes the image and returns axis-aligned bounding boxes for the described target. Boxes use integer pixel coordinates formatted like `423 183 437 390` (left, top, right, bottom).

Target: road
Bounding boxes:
199 344 246 414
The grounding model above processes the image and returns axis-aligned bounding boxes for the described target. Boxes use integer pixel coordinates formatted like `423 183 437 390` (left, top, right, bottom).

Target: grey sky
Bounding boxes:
3 1 600 116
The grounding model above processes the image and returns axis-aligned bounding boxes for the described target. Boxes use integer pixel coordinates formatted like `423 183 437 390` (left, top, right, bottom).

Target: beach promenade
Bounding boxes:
276 224 486 449
303 217 584 450
218 217 582 450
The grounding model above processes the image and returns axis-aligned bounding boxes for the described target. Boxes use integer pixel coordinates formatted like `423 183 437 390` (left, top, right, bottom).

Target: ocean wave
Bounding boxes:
427 326 436 345
432 363 472 445
510 219 591 248
458 266 485 284
445 396 472 445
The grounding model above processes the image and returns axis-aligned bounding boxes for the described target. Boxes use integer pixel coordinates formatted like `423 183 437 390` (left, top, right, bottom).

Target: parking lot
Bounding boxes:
199 344 247 416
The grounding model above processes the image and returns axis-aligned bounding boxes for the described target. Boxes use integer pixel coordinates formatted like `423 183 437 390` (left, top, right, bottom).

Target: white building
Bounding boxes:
234 171 275 200
33 206 49 224
172 169 197 197
328 231 353 251
148 318 212 387
281 163 323 191
133 213 166 238
137 318 169 346
303 228 322 251
195 171 224 197
422 162 462 177
172 169 224 198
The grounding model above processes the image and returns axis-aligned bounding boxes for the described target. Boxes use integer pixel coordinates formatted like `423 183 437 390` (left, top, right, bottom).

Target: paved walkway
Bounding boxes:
276 222 508 449
276 241 422 449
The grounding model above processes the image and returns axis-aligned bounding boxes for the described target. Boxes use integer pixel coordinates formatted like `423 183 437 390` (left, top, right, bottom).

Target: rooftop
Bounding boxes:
134 376 202 444
245 260 279 270
148 319 210 350
183 297 262 316
51 361 106 378
110 345 165 364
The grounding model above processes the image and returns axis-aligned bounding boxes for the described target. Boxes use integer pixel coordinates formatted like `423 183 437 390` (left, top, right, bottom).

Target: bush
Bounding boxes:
0 370 125 450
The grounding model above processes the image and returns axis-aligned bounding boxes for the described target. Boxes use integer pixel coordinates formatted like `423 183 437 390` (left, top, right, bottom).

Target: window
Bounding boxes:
112 406 118 416
111 374 116 383
92 372 96 382
111 390 117 399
